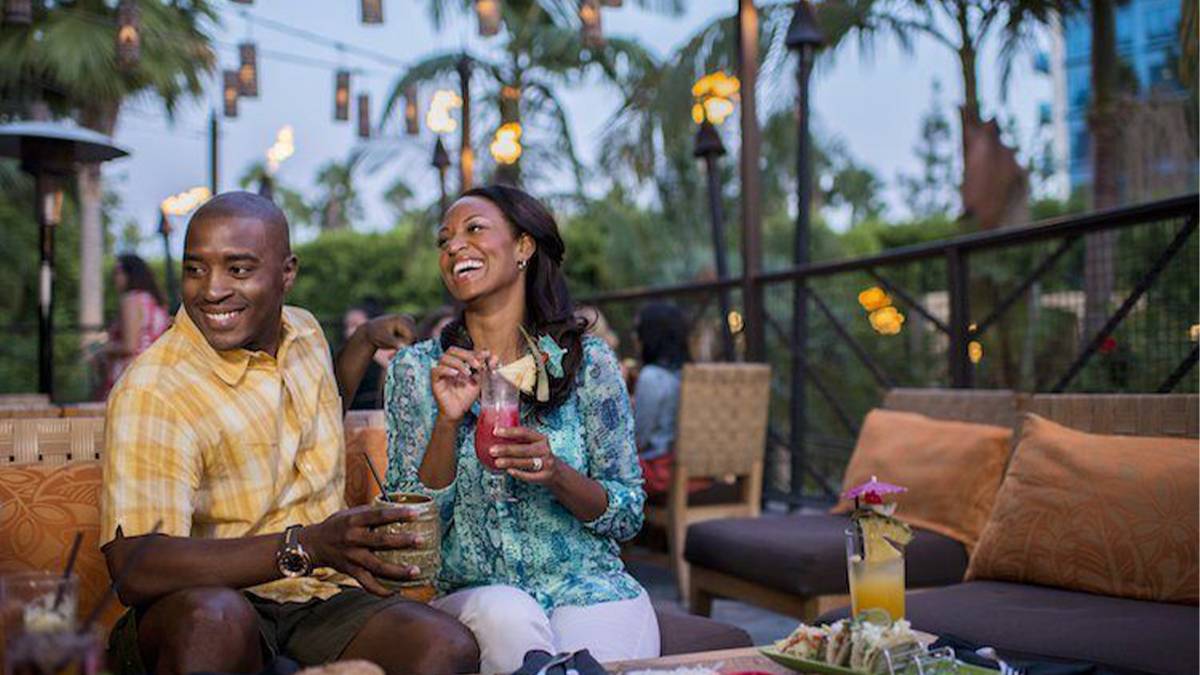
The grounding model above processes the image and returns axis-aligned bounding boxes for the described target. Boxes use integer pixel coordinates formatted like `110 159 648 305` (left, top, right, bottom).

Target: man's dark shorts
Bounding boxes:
108 588 410 674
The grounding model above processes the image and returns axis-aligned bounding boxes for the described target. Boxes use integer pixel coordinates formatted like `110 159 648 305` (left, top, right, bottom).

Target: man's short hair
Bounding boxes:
189 191 291 254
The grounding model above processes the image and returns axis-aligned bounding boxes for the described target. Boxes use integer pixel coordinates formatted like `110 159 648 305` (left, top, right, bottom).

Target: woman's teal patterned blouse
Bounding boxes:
383 335 647 611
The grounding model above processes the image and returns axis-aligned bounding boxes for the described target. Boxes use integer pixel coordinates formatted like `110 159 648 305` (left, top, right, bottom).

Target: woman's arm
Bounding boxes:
111 293 143 357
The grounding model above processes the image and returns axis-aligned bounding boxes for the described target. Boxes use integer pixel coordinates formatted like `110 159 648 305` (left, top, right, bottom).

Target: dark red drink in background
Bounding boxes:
475 404 519 473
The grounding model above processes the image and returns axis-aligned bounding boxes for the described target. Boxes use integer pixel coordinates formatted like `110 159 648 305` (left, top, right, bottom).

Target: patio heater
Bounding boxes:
693 120 735 362
785 0 824 500
0 122 128 398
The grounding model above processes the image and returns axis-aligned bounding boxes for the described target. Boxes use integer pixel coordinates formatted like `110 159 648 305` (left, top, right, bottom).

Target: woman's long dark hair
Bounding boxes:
636 302 690 370
116 254 164 306
440 185 586 414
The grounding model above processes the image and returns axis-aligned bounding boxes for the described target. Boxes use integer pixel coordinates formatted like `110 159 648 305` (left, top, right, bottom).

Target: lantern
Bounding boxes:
238 43 259 97
361 0 383 24
223 70 239 118
579 0 603 49
475 0 500 37
334 70 351 121
404 86 419 136
116 0 140 69
357 94 371 139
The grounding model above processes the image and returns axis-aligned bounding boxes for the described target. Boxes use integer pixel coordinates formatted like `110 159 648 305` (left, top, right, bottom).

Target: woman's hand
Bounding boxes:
431 347 492 422
492 426 560 485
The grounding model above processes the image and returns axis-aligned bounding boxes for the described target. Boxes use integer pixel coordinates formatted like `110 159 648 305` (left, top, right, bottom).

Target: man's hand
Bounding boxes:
300 505 425 596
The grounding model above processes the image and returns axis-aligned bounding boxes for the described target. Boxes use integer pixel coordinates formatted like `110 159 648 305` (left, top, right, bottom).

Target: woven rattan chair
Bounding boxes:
644 363 772 602
0 393 51 406
1 417 106 466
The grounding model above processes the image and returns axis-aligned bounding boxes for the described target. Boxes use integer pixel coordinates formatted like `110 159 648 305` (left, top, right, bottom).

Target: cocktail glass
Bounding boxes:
845 527 906 622
1 572 100 675
475 365 520 502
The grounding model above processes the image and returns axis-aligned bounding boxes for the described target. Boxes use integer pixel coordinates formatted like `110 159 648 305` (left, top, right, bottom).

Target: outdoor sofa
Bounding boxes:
688 392 1199 674
0 410 750 658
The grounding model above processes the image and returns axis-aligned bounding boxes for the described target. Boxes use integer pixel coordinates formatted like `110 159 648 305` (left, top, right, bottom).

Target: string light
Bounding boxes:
357 93 371 139
334 70 351 121
4 0 32 24
161 187 212 217
238 43 259 97
691 72 740 125
490 122 522 164
360 0 383 24
475 0 500 37
404 86 420 136
425 89 462 134
266 125 295 174
223 70 239 118
115 0 140 70
579 0 603 49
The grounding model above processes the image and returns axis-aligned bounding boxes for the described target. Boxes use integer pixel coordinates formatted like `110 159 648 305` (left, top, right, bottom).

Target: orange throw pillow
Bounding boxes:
967 413 1199 604
0 462 123 633
345 426 389 507
832 409 1012 549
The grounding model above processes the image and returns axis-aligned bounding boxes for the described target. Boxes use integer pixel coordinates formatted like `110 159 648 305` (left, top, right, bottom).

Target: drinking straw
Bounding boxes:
364 454 391 502
52 532 84 610
80 519 162 631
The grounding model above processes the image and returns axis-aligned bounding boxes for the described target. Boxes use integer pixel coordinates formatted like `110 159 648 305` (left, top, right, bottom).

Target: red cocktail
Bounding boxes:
477 365 520 501
475 404 519 473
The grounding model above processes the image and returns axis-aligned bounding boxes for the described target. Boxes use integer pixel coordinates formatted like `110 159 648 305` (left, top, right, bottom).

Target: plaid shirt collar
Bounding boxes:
173 306 317 387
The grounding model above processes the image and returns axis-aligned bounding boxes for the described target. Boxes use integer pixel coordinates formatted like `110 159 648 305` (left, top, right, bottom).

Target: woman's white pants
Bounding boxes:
431 585 660 675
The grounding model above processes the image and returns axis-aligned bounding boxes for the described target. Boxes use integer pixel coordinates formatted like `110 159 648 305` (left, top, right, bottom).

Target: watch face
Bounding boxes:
279 551 309 577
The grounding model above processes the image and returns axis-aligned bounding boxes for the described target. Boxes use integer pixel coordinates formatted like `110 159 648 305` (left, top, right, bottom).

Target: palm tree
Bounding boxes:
0 0 216 341
314 156 364 231
383 0 664 192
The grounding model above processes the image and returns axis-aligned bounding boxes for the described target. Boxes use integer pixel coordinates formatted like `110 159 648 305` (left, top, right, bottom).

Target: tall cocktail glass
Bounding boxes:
845 527 906 622
475 365 519 502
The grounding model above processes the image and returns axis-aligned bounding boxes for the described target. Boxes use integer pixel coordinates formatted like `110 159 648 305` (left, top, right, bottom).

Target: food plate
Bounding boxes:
758 647 997 675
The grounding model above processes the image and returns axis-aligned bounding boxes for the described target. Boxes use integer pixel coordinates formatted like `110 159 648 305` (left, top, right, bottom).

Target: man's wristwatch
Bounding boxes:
276 524 313 578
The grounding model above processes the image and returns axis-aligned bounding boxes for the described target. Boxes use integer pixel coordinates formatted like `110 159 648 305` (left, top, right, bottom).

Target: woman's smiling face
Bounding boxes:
437 196 533 304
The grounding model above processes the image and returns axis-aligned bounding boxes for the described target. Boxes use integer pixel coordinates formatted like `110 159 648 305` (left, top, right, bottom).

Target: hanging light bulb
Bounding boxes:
223 70 239 118
404 86 420 136
357 93 371 139
579 0 603 49
334 70 351 121
425 89 462 134
238 43 259 98
4 0 32 24
360 0 383 24
490 123 522 165
115 0 140 70
475 0 500 37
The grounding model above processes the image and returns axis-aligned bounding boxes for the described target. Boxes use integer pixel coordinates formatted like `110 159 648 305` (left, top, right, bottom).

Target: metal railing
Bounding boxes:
585 194 1199 507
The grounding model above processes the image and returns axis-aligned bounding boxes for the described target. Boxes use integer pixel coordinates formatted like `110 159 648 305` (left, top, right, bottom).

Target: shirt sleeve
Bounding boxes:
383 346 457 526
578 338 646 542
100 387 202 545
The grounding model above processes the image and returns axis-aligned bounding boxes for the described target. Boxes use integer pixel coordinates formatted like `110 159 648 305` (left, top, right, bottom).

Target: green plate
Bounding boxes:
759 647 998 675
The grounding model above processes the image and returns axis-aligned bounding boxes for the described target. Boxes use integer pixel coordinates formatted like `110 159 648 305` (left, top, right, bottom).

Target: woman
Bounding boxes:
97 254 171 398
632 303 690 496
384 186 656 673
342 300 399 410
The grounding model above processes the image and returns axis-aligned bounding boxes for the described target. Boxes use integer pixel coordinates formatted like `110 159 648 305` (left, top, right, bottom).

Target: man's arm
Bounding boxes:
335 314 415 412
102 506 424 607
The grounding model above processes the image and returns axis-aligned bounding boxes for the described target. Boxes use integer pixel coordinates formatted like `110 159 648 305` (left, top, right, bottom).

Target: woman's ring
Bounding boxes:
532 457 544 472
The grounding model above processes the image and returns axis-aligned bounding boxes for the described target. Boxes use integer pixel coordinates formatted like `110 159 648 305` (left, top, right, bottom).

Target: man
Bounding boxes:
100 192 479 675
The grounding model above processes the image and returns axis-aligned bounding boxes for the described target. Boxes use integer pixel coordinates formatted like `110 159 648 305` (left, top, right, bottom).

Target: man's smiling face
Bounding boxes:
181 205 296 355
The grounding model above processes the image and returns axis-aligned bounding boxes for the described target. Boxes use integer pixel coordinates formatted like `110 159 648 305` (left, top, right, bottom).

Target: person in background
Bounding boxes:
342 299 405 410
415 304 457 343
96 254 171 399
632 302 690 497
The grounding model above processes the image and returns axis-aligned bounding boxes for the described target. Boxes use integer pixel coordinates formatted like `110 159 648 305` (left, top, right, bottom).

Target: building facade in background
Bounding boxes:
1061 0 1194 200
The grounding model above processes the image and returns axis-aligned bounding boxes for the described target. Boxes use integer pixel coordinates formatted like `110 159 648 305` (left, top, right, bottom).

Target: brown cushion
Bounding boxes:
819 580 1199 675
653 603 752 655
344 426 389 508
967 414 1199 604
684 513 968 597
0 462 123 633
831 409 1012 549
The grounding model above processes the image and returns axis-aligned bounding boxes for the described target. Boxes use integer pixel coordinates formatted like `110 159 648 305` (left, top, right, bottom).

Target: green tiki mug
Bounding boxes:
372 493 441 589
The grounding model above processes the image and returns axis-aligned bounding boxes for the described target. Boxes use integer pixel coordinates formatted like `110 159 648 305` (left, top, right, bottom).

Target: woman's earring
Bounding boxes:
517 259 528 270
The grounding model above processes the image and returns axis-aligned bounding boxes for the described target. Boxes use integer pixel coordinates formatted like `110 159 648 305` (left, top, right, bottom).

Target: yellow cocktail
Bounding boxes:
847 553 905 621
